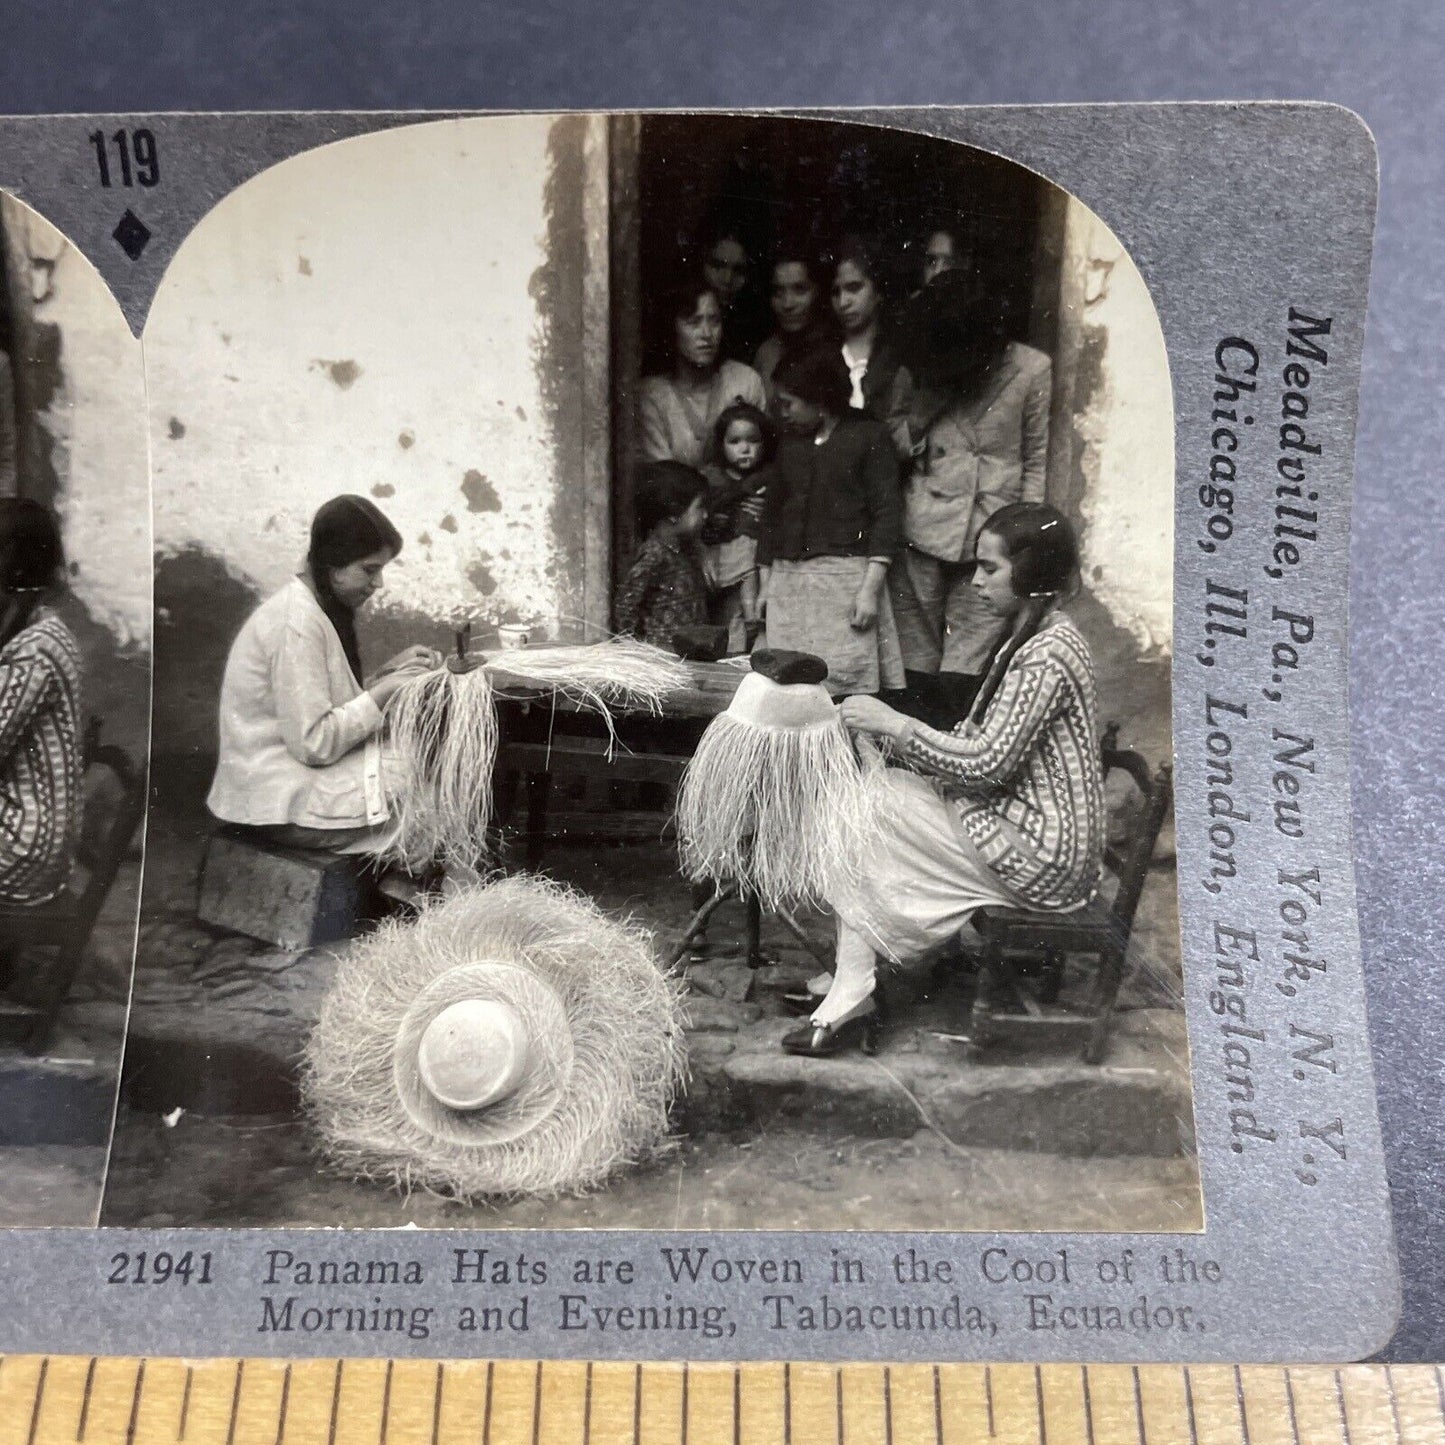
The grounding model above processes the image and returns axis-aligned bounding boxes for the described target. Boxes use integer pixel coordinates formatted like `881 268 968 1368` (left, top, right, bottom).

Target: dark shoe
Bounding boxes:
780 1002 881 1057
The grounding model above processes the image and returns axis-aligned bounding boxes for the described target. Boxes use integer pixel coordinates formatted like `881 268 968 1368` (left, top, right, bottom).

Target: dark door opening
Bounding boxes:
609 114 1065 588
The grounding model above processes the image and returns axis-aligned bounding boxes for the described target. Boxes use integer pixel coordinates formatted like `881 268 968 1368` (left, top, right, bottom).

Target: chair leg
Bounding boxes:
24 935 86 1057
523 769 552 871
968 941 1003 1048
744 890 763 969
664 884 734 969
1084 946 1125 1064
1040 948 1066 1006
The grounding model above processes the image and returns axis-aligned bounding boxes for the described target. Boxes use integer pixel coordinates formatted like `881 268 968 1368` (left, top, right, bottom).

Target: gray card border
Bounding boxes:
0 102 1396 1361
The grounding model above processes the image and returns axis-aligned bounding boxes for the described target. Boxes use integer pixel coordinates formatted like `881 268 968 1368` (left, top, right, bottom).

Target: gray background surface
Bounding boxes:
0 2 1440 1361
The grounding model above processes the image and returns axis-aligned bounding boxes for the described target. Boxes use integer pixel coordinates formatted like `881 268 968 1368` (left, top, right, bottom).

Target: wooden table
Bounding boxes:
484 657 801 969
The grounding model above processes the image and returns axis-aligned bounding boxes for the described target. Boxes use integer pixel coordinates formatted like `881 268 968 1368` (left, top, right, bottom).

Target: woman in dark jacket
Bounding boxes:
756 348 903 696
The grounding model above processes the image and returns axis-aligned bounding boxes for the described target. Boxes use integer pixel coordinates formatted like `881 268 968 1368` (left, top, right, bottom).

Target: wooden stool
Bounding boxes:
197 828 365 951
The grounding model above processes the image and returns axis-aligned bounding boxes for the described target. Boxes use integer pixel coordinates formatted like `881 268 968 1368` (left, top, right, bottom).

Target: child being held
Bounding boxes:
613 461 710 650
700 402 776 652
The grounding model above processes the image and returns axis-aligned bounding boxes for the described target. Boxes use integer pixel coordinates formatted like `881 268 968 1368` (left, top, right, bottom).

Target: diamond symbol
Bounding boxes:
112 209 151 261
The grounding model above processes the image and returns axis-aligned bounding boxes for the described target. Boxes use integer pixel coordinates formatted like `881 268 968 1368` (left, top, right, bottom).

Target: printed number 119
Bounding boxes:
89 129 159 188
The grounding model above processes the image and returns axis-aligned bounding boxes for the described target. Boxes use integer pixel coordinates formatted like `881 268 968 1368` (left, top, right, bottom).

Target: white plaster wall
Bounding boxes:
146 116 566 629
1065 199 1175 655
0 195 151 647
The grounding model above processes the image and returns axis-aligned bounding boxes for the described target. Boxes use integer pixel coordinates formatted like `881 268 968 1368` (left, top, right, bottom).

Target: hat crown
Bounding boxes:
726 670 837 731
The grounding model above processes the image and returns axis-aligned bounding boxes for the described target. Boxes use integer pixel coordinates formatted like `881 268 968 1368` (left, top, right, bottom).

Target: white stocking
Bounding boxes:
810 920 877 1027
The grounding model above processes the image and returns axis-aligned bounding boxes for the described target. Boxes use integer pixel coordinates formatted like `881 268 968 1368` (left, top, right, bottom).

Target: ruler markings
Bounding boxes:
25 1357 47 1445
483 1361 494 1445
379 1358 394 1444
76 1357 97 1441
1333 1369 1352 1445
179 1366 193 1442
123 1360 144 1445
13 1359 1445 1444
225 1359 244 1445
1384 1363 1403 1445
275 1362 292 1445
327 1360 344 1445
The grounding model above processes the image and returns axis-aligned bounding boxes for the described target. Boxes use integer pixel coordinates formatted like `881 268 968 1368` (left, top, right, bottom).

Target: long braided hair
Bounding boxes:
966 502 1081 727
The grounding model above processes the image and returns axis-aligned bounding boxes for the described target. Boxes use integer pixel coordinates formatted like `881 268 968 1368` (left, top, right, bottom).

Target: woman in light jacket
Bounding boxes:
889 271 1052 721
207 495 439 858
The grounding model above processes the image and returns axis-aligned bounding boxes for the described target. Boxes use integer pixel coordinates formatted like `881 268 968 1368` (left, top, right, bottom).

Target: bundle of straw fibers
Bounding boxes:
384 640 692 873
675 660 881 912
302 874 688 1200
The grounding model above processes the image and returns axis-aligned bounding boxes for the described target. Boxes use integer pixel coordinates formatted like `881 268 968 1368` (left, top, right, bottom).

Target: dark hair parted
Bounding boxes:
966 503 1081 727
0 498 64 593
980 502 1079 599
771 346 852 417
832 233 886 291
711 402 777 467
662 277 722 327
307 494 403 684
635 461 708 536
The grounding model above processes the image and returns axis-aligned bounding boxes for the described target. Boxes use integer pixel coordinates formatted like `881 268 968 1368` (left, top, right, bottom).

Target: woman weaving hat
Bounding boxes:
783 502 1106 1057
207 495 441 863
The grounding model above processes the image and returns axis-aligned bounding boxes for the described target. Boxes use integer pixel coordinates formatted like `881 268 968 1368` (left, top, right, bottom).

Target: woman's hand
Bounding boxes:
375 644 442 679
839 694 910 744
848 560 888 632
849 586 878 631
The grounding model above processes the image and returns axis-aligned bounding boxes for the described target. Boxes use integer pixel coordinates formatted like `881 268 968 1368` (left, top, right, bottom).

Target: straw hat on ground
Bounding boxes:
302 873 688 1201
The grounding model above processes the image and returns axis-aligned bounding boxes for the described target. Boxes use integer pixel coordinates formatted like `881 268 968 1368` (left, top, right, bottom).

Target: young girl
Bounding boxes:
614 462 711 650
756 348 904 695
701 402 775 653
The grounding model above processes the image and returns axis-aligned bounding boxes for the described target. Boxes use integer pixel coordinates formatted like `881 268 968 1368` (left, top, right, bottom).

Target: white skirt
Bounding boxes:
833 767 1024 962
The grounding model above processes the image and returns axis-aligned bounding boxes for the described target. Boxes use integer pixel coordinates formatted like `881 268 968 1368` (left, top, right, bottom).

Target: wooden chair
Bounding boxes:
0 718 148 1055
966 724 1174 1063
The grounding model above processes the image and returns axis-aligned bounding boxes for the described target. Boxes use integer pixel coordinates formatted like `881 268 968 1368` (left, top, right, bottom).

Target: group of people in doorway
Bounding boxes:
618 225 1052 723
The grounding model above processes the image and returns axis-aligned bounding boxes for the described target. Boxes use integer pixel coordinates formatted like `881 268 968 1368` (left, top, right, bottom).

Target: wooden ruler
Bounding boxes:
1 1358 1441 1444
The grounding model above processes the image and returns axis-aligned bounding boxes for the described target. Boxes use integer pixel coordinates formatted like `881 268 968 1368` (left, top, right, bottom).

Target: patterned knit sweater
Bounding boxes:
896 613 1104 909
0 609 84 906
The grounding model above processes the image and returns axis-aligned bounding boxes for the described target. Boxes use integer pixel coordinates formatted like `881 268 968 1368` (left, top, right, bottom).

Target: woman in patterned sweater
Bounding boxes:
0 500 84 907
782 502 1105 1057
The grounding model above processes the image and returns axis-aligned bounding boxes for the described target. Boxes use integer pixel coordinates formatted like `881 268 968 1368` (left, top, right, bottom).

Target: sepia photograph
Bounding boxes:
90 111 1195 1233
0 194 151 1225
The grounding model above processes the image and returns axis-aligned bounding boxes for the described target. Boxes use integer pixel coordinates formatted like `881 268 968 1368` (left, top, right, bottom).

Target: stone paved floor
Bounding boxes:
102 815 1201 1232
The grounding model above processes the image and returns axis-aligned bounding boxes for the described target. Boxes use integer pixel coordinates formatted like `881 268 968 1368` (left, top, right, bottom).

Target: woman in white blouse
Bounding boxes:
207 495 439 857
